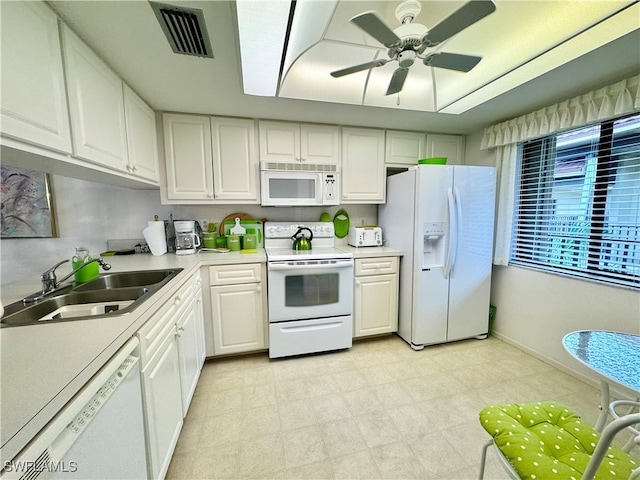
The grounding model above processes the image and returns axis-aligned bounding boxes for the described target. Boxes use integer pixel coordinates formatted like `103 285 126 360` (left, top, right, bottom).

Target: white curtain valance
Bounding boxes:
481 74 640 150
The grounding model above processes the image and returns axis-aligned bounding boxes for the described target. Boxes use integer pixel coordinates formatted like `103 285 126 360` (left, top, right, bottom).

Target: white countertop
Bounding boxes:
0 250 266 464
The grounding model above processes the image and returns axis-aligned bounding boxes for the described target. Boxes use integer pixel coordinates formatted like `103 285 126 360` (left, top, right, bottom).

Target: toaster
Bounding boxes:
348 226 383 247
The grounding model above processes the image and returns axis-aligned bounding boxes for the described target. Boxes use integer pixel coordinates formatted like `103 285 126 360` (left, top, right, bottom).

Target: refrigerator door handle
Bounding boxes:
444 187 456 278
450 187 462 277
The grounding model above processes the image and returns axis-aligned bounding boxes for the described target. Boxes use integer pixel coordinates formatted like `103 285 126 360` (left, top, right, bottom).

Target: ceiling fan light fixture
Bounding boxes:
398 50 416 68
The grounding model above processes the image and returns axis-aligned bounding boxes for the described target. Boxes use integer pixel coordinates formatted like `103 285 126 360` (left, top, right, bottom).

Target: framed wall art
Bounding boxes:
1 165 58 238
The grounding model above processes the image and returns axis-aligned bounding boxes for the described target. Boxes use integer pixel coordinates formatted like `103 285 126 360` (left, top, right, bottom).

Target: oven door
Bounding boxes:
261 171 322 206
267 258 354 322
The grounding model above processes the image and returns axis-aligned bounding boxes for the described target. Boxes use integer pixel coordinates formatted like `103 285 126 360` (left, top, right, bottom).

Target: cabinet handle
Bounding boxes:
256 286 261 293
356 280 361 286
132 165 138 172
207 192 214 198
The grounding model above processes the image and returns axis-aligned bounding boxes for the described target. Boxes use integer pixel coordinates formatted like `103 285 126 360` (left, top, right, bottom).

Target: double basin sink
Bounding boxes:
1 269 183 328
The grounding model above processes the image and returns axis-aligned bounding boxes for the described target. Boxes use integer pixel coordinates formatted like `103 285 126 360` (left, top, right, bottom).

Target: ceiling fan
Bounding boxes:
330 0 497 96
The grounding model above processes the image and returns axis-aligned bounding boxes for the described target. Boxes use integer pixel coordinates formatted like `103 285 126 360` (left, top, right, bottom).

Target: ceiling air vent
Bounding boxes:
149 1 213 58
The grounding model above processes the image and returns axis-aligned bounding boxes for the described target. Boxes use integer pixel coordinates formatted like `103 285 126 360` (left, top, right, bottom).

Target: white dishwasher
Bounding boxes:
2 338 148 480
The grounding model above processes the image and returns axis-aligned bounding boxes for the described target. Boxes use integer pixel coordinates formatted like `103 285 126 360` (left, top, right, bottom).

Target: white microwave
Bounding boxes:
260 163 340 206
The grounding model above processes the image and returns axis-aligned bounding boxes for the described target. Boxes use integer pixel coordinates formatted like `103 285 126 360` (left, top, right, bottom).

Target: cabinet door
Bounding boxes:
142 334 183 480
0 2 71 153
163 114 213 200
301 124 340 165
354 274 398 337
341 127 386 203
176 296 203 417
62 26 128 172
195 286 206 365
425 134 465 165
210 283 265 355
386 130 425 166
258 121 299 162
211 117 259 201
123 84 159 183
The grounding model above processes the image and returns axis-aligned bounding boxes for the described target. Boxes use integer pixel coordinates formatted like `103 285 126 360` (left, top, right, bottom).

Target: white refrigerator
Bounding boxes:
379 165 496 349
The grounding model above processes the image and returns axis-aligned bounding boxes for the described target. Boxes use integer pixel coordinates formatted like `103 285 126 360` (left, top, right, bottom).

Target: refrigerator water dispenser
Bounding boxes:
423 222 446 268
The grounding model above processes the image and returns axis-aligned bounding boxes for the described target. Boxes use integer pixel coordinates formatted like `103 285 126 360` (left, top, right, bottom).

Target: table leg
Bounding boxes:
595 380 610 431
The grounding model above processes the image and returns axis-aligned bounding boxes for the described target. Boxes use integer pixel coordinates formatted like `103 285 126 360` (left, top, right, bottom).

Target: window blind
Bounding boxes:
511 113 640 288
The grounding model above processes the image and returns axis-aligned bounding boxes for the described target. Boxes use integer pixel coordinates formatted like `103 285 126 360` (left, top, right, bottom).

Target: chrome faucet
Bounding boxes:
24 257 111 304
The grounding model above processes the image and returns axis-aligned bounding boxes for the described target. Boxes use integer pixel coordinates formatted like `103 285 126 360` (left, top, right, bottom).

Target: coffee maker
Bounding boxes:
174 220 201 255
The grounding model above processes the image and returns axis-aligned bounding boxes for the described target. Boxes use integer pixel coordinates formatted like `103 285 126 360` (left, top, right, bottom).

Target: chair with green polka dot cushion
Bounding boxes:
478 401 640 480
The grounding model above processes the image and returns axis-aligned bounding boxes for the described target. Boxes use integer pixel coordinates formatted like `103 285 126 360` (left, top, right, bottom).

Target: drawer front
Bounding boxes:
209 263 262 285
137 300 177 366
355 256 398 276
138 278 194 364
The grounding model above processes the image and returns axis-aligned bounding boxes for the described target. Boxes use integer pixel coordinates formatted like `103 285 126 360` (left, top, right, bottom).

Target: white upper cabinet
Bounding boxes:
211 117 259 201
259 121 340 165
123 85 159 183
162 114 259 203
62 25 129 173
385 130 425 166
259 121 298 162
341 127 386 204
301 124 340 165
425 134 465 165
163 114 213 201
0 2 72 153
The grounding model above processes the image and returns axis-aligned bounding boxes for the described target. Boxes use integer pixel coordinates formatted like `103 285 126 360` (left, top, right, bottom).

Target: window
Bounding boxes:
511 113 640 288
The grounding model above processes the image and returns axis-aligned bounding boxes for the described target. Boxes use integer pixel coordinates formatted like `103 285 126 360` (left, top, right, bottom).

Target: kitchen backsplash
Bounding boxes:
1 174 377 287
1 175 171 286
172 204 377 246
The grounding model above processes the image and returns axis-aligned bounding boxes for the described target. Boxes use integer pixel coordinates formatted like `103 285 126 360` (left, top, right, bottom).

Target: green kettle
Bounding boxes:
291 227 313 250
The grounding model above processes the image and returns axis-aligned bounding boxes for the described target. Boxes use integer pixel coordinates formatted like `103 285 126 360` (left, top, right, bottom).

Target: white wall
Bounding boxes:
465 129 640 395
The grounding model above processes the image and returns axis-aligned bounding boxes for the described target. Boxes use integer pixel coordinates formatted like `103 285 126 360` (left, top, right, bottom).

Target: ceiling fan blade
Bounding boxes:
351 12 402 48
331 59 389 78
423 52 482 72
422 0 496 47
386 68 409 96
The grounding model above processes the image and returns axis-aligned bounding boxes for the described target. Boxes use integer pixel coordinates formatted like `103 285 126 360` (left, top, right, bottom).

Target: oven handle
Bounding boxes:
268 259 354 270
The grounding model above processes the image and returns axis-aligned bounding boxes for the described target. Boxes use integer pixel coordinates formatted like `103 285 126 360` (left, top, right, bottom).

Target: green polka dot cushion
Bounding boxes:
479 401 638 480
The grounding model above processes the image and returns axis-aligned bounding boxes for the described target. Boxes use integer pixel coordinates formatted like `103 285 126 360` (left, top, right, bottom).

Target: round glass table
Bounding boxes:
563 330 640 433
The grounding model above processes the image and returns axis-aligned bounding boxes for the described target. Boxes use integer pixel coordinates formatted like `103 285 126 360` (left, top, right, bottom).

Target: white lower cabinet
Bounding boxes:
208 263 267 355
138 272 204 479
141 329 183 480
353 256 399 338
176 276 205 417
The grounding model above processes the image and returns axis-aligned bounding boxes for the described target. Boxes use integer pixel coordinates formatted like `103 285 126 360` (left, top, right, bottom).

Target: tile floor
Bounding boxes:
166 335 637 479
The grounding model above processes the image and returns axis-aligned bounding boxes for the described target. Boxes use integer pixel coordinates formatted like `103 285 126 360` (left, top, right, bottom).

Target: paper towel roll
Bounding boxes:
143 221 167 256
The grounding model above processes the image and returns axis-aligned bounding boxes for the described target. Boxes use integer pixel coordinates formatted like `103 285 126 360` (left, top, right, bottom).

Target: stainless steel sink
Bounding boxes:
1 268 183 328
74 269 181 291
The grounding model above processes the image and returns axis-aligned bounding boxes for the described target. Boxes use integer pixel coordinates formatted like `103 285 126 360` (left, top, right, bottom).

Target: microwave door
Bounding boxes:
262 172 322 206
